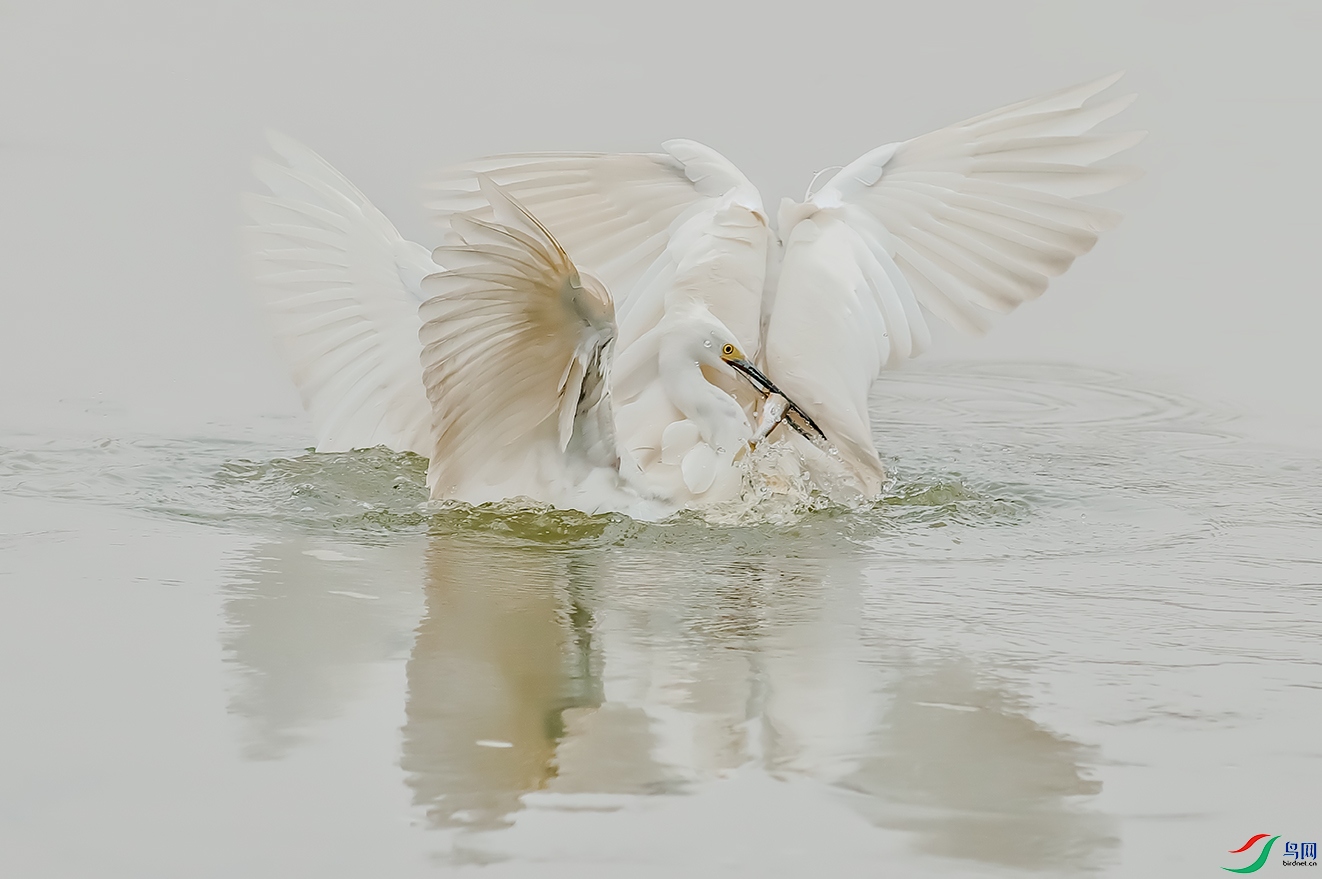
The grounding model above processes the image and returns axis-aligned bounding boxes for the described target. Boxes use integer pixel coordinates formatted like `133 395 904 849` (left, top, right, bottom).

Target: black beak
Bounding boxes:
726 357 828 445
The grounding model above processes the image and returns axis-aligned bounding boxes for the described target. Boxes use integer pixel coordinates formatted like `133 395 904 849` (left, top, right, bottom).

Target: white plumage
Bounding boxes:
243 74 1142 518
242 133 436 455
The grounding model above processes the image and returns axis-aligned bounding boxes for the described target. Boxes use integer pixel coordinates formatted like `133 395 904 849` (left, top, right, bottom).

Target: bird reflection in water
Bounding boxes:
222 537 424 760
401 538 665 831
222 521 1116 869
845 660 1114 869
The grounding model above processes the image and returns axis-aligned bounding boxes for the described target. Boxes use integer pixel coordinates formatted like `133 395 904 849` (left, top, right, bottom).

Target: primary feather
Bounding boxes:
242 133 436 455
419 178 617 505
764 72 1143 490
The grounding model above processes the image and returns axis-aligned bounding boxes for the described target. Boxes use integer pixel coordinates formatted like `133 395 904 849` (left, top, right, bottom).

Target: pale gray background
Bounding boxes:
3 6 1321 877
1 0 1318 440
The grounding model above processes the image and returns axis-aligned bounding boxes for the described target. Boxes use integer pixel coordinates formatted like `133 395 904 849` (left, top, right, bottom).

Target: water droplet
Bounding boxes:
716 446 725 454
703 340 712 348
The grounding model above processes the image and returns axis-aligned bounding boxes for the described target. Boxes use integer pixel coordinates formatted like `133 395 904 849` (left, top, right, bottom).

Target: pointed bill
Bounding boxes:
723 357 828 447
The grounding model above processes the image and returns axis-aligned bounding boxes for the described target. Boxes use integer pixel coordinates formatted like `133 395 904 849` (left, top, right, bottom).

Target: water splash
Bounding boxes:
2 363 1317 561
0 432 1018 546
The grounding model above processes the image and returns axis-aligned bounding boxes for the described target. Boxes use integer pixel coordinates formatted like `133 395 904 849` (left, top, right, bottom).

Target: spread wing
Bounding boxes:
429 142 773 491
765 73 1143 493
418 179 615 501
426 141 764 324
242 133 436 455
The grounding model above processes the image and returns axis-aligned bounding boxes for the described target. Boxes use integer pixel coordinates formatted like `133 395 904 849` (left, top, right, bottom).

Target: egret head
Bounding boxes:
715 341 770 393
715 338 828 447
679 323 772 414
713 337 824 446
688 328 769 392
661 312 827 449
708 338 772 393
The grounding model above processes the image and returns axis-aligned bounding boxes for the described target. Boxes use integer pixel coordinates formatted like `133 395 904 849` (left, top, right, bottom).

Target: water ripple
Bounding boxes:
1 363 1317 565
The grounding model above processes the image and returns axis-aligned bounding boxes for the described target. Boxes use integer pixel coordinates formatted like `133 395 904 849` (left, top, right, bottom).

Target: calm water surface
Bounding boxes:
1 362 1319 878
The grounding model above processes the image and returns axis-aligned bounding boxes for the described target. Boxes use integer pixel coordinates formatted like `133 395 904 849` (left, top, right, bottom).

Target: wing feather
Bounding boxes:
426 142 761 319
418 179 615 500
764 76 1141 495
242 133 436 455
807 72 1142 337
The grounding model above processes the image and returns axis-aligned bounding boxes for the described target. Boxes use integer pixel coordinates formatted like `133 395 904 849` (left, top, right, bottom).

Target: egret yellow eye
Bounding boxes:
722 344 735 357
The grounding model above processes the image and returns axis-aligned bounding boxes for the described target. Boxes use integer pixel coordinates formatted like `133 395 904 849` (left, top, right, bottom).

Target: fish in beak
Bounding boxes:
722 353 828 448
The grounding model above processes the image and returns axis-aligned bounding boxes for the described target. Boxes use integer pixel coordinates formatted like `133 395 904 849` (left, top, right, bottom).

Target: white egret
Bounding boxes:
243 74 1141 518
